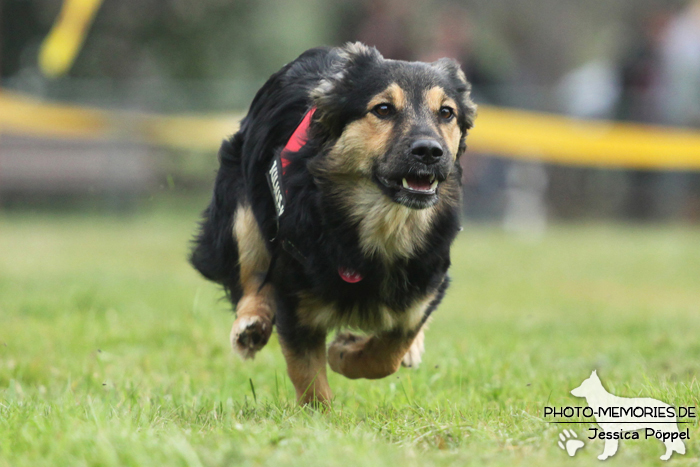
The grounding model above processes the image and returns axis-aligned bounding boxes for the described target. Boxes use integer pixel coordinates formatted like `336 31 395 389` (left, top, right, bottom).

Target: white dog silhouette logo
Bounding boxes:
570 370 686 461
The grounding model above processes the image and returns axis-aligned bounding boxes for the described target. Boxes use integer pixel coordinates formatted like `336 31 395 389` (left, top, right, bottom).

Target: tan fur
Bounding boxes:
234 204 270 292
327 328 421 380
320 82 405 177
296 290 433 333
401 325 426 368
322 117 393 176
425 86 462 158
443 121 462 159
425 86 447 113
279 335 332 406
230 204 275 359
369 83 407 112
327 176 463 262
345 180 437 261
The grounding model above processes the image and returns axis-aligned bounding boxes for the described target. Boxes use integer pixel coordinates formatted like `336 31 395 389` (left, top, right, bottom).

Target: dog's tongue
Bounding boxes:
406 175 432 191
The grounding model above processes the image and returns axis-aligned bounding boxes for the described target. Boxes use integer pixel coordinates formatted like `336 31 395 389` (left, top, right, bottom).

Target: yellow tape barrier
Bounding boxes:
1 89 699 169
39 0 104 78
0 90 241 150
472 106 700 170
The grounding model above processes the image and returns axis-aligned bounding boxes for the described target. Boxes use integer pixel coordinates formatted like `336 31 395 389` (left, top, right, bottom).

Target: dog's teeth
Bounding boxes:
402 178 409 189
430 180 438 191
430 176 436 183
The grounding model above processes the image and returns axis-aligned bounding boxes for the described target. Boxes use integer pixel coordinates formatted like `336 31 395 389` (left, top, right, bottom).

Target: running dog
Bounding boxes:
190 43 476 405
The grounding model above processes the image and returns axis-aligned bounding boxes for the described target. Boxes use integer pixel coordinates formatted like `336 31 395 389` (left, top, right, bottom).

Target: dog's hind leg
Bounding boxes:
328 330 426 379
327 330 413 379
661 433 686 460
598 437 618 460
327 327 424 380
329 291 439 379
401 324 427 369
230 203 275 359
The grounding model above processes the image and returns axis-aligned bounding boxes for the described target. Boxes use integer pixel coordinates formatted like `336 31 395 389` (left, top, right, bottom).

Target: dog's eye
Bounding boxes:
372 103 395 118
439 106 454 121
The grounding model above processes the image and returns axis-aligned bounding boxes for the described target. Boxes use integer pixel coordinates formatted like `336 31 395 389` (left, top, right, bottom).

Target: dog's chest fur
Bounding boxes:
296 291 433 332
345 180 437 261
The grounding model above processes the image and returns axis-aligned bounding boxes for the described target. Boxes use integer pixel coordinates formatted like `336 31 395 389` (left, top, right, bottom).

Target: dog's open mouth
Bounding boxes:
401 174 439 194
376 173 443 209
378 174 439 194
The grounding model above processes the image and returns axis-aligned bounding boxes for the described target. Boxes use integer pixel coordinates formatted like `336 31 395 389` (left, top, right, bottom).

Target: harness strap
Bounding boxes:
265 107 316 262
263 106 363 284
267 107 317 220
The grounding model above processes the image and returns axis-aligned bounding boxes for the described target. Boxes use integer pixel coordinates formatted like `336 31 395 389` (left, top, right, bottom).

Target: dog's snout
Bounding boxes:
411 140 443 164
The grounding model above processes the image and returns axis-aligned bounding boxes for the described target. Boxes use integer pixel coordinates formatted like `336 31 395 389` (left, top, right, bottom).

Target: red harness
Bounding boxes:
274 107 363 284
281 107 316 172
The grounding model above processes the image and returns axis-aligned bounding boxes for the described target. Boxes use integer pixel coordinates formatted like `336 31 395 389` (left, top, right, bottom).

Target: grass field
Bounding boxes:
1 198 699 466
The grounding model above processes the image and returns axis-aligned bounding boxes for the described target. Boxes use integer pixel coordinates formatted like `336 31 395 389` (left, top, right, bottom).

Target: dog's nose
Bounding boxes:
411 140 444 164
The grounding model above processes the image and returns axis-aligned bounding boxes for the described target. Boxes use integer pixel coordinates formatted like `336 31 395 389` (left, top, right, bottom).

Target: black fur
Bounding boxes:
191 43 475 354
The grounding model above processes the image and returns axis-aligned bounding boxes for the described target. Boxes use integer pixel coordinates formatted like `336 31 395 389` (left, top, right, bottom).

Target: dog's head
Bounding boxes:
309 43 476 210
570 370 602 398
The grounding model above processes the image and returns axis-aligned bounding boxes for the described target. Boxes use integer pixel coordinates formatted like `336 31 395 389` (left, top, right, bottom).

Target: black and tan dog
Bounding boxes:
190 43 476 405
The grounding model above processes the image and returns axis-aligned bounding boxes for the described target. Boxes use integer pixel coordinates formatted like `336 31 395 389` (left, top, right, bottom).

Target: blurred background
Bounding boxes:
1 0 700 227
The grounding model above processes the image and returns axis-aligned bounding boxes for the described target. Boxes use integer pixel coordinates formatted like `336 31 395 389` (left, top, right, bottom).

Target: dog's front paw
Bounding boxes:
327 332 369 378
230 315 272 359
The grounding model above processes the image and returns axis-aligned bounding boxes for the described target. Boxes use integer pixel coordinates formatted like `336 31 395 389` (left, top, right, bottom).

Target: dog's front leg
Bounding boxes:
230 204 275 359
278 329 332 406
327 327 420 380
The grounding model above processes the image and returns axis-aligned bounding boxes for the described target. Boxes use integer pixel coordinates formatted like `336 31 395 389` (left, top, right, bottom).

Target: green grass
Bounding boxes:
1 200 699 466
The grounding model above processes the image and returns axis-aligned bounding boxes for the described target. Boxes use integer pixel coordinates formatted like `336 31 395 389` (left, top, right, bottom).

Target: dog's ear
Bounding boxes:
432 58 477 132
311 42 383 137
